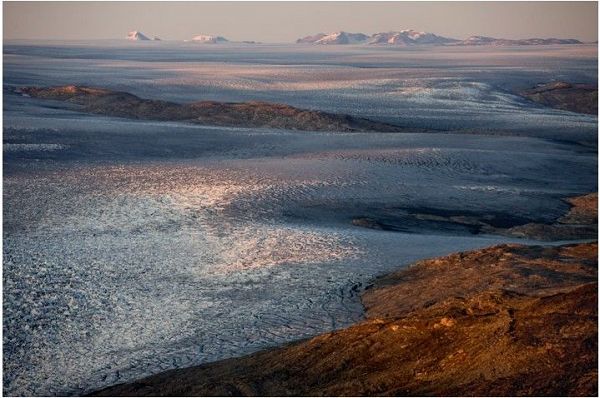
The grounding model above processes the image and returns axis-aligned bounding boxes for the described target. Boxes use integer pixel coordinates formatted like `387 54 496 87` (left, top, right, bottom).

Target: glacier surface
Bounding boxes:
3 42 597 396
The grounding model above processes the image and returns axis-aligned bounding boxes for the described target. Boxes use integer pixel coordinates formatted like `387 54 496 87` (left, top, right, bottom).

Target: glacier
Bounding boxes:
2 41 597 396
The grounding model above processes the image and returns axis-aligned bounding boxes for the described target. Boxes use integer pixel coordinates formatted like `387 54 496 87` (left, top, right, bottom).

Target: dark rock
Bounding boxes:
520 81 598 115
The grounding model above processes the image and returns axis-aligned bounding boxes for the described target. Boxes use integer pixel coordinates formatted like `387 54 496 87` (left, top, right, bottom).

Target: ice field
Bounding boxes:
3 42 598 395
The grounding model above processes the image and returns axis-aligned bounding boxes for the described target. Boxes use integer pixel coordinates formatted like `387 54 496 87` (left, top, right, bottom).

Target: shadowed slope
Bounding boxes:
352 193 598 241
18 85 406 132
93 242 597 397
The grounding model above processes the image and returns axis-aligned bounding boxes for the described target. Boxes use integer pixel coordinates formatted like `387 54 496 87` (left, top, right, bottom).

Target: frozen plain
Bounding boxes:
3 42 598 395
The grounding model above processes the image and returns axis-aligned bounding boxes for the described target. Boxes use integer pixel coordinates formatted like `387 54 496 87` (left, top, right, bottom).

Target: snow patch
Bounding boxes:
192 35 229 44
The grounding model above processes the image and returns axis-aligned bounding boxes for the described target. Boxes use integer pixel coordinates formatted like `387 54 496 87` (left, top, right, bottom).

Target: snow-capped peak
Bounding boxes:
400 29 425 37
296 33 327 44
369 30 459 45
127 31 150 41
295 29 580 46
297 30 458 45
301 31 369 45
192 35 229 44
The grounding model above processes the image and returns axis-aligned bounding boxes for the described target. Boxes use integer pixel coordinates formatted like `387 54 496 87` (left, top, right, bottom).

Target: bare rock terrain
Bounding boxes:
17 86 405 132
496 193 597 240
520 81 598 115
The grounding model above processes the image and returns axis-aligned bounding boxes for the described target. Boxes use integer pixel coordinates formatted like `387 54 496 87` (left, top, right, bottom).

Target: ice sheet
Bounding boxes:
3 42 597 396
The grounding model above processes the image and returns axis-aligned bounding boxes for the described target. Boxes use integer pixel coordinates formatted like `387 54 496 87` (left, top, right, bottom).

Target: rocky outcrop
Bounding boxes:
93 242 597 396
559 193 598 224
520 81 598 115
496 193 597 240
17 86 405 132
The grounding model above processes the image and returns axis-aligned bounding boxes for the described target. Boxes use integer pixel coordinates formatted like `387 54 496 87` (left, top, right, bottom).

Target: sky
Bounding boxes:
3 1 598 42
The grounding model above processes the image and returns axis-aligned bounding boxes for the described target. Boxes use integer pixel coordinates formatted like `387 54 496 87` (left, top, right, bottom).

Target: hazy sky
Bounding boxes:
3 1 598 42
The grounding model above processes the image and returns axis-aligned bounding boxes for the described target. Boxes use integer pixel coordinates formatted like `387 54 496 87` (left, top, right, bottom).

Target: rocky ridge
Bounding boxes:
520 81 598 115
17 86 405 132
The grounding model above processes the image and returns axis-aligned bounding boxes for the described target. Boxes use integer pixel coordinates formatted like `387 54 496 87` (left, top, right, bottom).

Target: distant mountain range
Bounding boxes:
128 31 231 43
126 29 584 46
298 30 458 45
296 30 583 46
370 30 459 45
457 35 582 46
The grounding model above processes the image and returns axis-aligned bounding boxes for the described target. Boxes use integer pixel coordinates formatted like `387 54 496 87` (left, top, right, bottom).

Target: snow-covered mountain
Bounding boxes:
369 30 458 45
192 35 229 44
457 36 498 45
296 30 582 46
127 31 151 41
456 35 582 46
296 33 328 44
297 30 457 45
296 31 369 44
